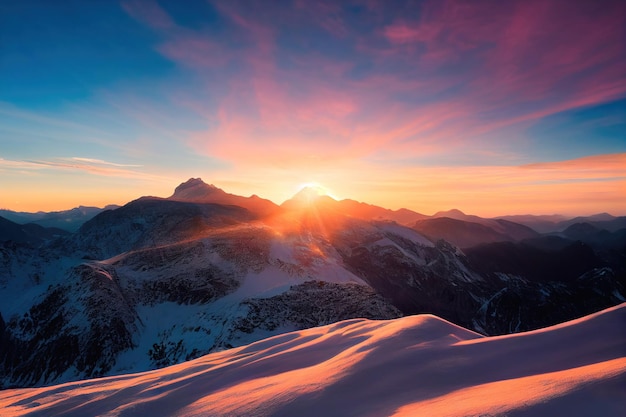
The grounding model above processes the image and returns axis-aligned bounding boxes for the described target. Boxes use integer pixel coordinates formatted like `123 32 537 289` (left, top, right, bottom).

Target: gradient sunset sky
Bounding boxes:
1 0 625 216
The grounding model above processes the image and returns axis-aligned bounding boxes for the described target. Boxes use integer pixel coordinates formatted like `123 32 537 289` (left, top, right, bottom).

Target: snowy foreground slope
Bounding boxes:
1 304 624 417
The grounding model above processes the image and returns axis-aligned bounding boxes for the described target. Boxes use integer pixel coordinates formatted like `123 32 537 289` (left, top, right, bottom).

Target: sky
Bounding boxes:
1 0 625 216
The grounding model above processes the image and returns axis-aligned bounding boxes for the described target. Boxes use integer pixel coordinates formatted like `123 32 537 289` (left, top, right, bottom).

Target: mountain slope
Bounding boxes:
0 216 68 245
1 179 623 389
433 209 540 240
496 213 626 233
1 304 624 417
557 213 620 231
0 205 407 388
411 217 514 248
0 206 118 232
494 214 568 233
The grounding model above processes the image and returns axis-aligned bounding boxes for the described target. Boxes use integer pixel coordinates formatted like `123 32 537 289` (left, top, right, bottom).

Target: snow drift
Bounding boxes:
1 304 624 417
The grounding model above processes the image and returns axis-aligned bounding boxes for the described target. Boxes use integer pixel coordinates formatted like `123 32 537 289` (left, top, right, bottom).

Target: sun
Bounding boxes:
297 182 338 201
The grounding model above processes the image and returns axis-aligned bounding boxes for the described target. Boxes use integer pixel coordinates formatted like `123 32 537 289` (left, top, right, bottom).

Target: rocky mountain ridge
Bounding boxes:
0 179 623 389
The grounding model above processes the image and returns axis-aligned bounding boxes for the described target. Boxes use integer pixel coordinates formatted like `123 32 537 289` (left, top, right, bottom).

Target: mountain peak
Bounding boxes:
168 178 279 217
281 185 337 209
434 208 466 217
292 186 327 201
174 178 218 193
586 212 615 221
170 178 222 200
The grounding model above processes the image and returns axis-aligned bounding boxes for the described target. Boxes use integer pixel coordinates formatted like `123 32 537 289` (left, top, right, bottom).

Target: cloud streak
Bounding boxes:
69 157 143 167
0 157 159 180
120 0 625 172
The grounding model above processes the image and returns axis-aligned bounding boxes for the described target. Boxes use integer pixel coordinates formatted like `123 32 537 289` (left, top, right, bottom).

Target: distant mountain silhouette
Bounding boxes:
0 206 118 232
0 216 68 245
496 213 625 233
412 217 513 248
414 214 539 248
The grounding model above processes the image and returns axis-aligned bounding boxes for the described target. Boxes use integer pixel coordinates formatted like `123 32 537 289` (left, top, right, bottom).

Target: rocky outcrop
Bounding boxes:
233 281 401 335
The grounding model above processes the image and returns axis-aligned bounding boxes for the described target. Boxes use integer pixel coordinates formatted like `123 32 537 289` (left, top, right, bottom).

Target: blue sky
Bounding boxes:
1 0 625 215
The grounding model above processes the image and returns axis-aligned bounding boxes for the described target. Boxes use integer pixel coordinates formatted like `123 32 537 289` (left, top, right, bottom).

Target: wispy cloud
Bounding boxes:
6 0 620 214
68 157 143 167
119 0 625 174
0 157 160 180
0 158 46 171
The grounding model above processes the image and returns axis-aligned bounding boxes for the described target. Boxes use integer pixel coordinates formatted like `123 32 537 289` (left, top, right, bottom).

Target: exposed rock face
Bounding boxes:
0 263 140 387
334 229 480 325
1 287 77 387
233 281 402 336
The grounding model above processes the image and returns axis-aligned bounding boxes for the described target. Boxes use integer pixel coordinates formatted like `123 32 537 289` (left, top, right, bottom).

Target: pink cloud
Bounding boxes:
520 153 626 175
121 0 625 175
373 0 626 156
294 1 348 37
384 18 443 46
123 2 464 164
477 2 625 118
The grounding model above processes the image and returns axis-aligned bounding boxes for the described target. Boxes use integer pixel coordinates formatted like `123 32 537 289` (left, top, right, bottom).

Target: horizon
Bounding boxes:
1 1 625 216
0 176 623 219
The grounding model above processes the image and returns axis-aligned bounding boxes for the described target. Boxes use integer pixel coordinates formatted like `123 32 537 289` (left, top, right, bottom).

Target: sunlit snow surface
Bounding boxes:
1 304 624 417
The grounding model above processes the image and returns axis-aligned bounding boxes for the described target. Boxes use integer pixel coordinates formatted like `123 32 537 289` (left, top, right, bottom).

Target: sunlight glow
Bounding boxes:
297 182 338 201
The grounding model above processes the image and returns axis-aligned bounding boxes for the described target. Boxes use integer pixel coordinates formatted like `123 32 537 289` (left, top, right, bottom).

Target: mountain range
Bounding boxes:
496 212 626 233
0 178 624 391
0 205 119 232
